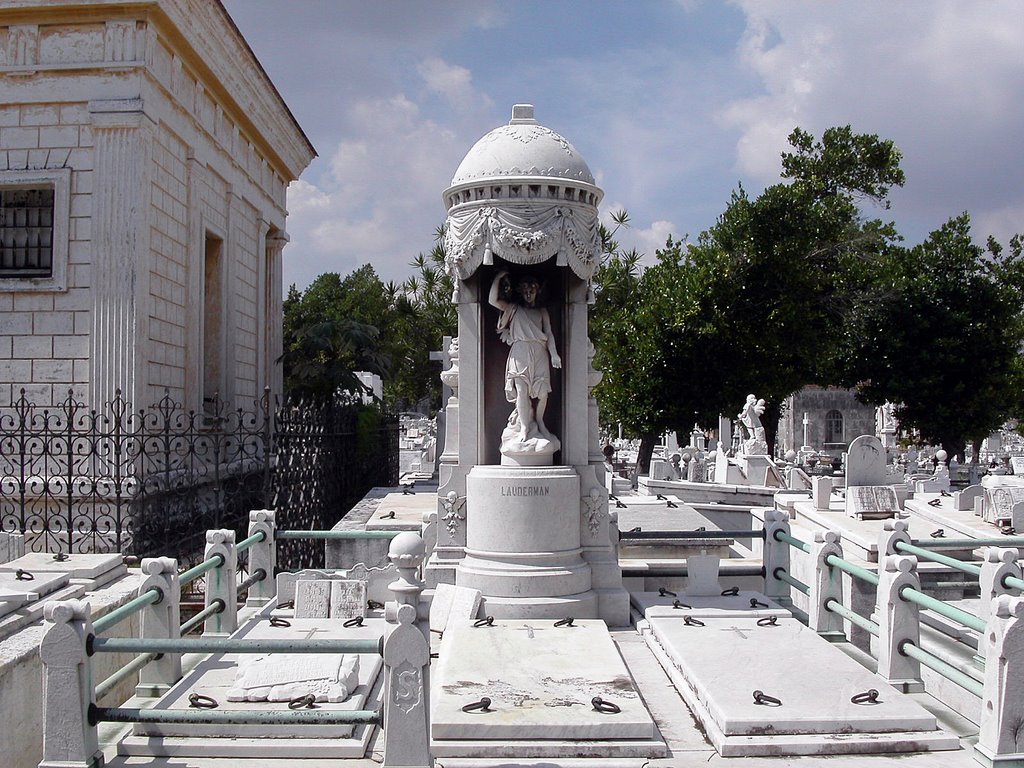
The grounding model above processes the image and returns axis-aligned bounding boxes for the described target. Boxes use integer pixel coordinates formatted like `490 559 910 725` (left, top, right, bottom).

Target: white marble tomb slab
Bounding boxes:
364 492 432 531
0 551 123 580
132 616 384 740
631 590 789 620
429 583 482 634
647 613 938 736
845 486 900 519
432 619 655 740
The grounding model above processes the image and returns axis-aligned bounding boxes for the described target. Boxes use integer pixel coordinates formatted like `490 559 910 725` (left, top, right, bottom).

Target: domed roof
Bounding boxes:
450 105 596 187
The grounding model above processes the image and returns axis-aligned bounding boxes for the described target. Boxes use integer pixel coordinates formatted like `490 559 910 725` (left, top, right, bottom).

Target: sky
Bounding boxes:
220 0 1024 293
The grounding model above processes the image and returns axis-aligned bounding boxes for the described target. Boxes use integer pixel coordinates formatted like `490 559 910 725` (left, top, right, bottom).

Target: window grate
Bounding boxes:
0 187 55 277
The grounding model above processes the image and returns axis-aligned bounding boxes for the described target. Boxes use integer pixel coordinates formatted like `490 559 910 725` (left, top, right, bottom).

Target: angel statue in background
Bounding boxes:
489 269 561 456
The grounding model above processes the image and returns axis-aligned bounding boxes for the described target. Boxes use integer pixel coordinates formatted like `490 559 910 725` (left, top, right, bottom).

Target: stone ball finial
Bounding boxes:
935 449 948 463
785 449 797 462
389 531 425 564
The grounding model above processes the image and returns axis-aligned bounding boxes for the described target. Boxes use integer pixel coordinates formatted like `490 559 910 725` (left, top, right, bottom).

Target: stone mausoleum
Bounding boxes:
0 0 315 413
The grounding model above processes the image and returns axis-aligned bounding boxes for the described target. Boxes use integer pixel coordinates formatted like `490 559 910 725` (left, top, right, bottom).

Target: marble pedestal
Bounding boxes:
456 465 597 619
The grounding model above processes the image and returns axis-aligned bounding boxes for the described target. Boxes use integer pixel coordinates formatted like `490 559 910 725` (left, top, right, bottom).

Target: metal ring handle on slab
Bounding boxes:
462 697 492 713
750 598 768 608
930 528 945 538
591 696 621 714
277 600 294 609
756 616 778 627
672 600 691 610
379 511 396 519
683 616 705 627
52 552 70 562
658 587 677 597
721 586 739 597
269 616 291 628
15 569 34 581
188 693 219 709
288 694 318 709
473 616 494 628
752 690 781 706
928 499 942 507
367 600 385 610
343 616 365 628
851 689 880 705
554 617 574 627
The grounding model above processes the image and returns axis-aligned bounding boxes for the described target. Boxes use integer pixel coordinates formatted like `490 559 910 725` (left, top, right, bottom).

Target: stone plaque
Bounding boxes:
988 486 1024 523
845 486 899 519
294 579 332 618
1010 457 1024 475
329 580 367 619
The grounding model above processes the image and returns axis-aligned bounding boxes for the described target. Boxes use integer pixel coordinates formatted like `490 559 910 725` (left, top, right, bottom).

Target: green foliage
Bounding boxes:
838 215 1024 458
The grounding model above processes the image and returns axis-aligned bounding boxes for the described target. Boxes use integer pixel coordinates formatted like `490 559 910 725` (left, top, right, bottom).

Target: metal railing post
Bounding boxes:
976 596 1024 767
203 529 237 637
245 510 276 608
136 557 181 697
876 554 923 693
383 532 432 768
809 530 844 639
762 510 791 603
38 599 100 768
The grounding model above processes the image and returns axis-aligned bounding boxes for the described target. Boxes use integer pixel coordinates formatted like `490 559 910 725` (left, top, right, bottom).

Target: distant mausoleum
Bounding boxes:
777 386 877 459
0 0 315 413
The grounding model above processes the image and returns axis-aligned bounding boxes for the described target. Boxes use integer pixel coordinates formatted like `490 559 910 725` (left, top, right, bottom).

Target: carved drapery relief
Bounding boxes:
440 491 466 538
444 204 600 283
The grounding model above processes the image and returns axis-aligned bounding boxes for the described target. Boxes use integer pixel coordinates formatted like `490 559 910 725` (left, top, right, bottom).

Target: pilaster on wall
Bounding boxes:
265 230 287 399
88 99 155 412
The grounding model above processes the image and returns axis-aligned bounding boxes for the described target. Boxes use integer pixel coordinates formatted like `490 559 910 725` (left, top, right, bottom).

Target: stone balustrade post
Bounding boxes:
38 599 100 768
976 596 1024 767
809 530 844 639
203 529 237 637
878 519 911 557
246 510 276 607
876 554 923 692
388 531 427 635
979 547 1023 659
137 557 181 697
762 509 791 602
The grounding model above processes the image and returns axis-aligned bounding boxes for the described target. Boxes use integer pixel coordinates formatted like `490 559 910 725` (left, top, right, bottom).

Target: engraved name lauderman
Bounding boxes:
501 485 550 497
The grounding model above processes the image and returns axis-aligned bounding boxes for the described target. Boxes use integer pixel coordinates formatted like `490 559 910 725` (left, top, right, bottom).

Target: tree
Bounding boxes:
591 126 905 469
839 215 1024 461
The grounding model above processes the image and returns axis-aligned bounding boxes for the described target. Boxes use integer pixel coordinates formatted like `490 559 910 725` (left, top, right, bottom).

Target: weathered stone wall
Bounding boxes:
779 386 877 457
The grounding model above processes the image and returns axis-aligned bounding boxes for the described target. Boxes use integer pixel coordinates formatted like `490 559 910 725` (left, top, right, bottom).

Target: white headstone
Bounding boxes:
329 580 367 619
685 552 721 596
294 580 332 618
227 653 359 703
846 435 887 487
429 582 483 634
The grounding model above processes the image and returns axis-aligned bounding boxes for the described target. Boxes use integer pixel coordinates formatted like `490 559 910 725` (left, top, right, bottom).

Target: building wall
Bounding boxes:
779 386 878 458
0 1 314 413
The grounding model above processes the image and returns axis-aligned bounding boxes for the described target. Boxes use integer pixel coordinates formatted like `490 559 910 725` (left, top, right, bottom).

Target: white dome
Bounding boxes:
450 105 596 187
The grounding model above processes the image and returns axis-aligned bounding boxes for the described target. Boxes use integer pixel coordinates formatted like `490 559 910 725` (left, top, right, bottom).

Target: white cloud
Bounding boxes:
418 57 491 111
721 1 1024 242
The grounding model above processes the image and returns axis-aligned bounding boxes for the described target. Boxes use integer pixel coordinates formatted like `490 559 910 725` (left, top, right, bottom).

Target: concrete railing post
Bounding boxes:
762 509 791 602
203 529 237 637
976 596 1024 767
876 554 923 693
809 530 844 639
878 519 911 557
38 599 100 768
383 532 432 767
137 557 181 697
979 547 1023 659
246 510 276 607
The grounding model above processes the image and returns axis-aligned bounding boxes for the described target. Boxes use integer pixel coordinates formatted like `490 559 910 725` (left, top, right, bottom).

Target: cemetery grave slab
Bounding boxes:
644 612 959 756
631 590 789 620
0 569 68 618
904 496 1007 540
0 551 124 582
364 491 433 530
432 619 656 741
128 615 383 753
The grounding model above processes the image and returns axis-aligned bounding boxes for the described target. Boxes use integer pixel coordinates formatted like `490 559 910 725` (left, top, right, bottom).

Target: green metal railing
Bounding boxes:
94 651 159 700
92 588 162 635
899 585 986 633
900 640 984 697
824 554 880 586
894 541 982 576
1004 574 1024 592
618 528 764 540
913 537 1024 549
773 567 810 595
773 529 812 554
179 599 224 635
179 554 225 588
89 636 383 656
235 530 267 553
91 705 380 727
823 598 879 636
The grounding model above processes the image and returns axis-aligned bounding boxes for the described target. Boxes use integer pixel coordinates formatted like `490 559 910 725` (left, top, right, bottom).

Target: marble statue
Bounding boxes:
489 270 561 454
738 394 768 455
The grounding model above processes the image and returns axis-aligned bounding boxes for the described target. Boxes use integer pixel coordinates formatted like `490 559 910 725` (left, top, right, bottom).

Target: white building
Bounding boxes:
0 0 315 413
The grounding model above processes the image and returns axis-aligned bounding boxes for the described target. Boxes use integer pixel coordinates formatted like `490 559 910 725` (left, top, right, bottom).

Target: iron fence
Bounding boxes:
0 388 399 570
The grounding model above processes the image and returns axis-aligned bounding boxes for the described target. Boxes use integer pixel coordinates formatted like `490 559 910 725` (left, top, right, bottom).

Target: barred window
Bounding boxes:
0 187 55 278
825 409 844 444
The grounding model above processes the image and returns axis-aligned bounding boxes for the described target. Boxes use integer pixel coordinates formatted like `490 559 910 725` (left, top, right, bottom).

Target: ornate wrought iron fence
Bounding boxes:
0 388 399 570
